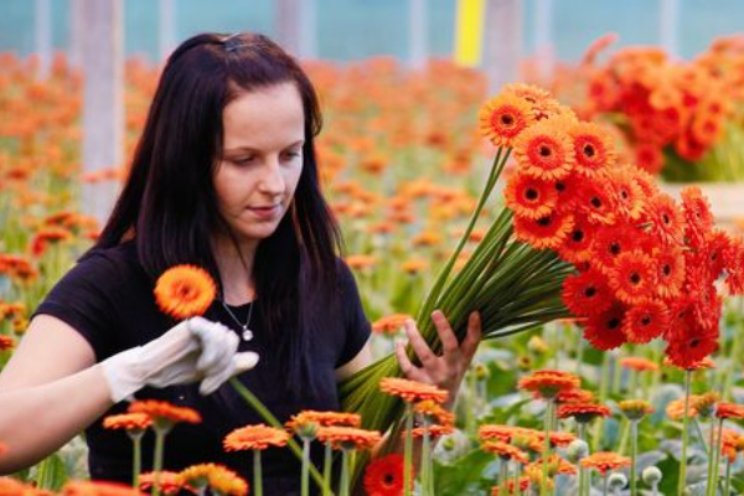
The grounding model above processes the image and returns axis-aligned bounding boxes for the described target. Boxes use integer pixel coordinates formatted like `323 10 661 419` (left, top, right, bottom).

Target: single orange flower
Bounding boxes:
128 400 201 428
316 426 382 451
619 357 659 372
478 93 535 148
557 403 611 423
379 377 448 404
716 402 744 419
481 441 529 463
179 463 248 496
580 452 631 475
102 413 152 432
61 480 144 496
154 265 216 320
514 118 575 181
138 471 185 495
224 424 290 451
517 370 580 399
619 399 654 420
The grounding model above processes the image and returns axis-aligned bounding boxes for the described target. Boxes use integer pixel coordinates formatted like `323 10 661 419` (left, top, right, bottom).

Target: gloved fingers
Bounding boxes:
189 318 232 369
198 331 239 376
198 352 259 395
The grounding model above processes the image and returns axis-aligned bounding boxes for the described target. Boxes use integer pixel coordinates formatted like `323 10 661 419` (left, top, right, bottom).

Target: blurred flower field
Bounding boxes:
2 34 744 495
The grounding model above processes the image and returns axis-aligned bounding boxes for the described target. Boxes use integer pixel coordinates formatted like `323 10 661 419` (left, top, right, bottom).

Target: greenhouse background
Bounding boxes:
3 1 744 495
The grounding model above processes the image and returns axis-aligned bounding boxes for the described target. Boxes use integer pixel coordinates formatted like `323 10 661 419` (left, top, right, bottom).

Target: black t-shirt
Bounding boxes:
32 240 371 494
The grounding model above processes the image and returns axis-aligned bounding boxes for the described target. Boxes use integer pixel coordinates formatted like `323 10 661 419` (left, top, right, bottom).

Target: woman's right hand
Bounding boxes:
100 316 259 402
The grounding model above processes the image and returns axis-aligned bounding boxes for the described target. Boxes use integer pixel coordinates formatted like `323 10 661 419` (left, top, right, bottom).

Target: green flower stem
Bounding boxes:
540 398 554 496
724 458 732 496
602 472 609 496
322 442 333 496
421 420 433 496
498 458 509 496
128 431 144 489
513 464 522 496
630 420 638 496
403 403 414 496
152 425 169 496
707 418 725 496
692 418 711 456
617 419 630 455
678 370 691 496
339 449 350 496
229 379 328 493
578 423 587 496
254 449 263 496
301 438 310 496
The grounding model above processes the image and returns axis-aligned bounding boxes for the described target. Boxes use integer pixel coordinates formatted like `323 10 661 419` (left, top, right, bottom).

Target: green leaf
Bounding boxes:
33 453 68 491
433 449 494 495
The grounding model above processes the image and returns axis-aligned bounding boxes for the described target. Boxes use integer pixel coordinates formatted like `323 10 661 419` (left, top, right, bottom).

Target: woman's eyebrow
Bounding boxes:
223 140 305 154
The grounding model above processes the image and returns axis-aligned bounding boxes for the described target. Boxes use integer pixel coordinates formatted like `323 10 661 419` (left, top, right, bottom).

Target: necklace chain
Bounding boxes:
220 299 254 341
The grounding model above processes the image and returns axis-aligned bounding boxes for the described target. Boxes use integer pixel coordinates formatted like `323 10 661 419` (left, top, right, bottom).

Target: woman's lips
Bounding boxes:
247 204 281 220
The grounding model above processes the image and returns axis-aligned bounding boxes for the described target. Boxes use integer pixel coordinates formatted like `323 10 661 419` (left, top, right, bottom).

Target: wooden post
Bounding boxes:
483 0 523 94
159 0 176 62
409 0 428 70
34 0 52 80
81 0 124 225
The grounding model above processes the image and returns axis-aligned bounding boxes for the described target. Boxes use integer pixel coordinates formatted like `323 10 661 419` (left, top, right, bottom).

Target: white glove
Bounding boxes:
100 316 259 402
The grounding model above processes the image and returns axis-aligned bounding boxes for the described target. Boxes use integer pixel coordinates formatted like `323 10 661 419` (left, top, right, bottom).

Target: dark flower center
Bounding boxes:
539 145 552 157
501 114 515 126
537 216 552 227
608 317 621 329
609 242 621 255
583 144 596 157
641 316 652 326
591 197 602 208
525 188 539 201
584 287 597 298
663 264 671 276
630 273 641 285
572 230 585 242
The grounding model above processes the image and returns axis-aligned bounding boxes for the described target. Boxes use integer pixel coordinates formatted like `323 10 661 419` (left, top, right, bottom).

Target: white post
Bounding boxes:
409 0 428 70
81 0 125 225
275 0 301 57
659 0 679 58
300 0 317 59
483 0 523 93
34 0 52 80
533 0 554 82
68 0 84 69
159 0 176 62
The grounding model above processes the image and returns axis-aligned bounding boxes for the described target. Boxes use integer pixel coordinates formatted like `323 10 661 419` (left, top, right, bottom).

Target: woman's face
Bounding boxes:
214 82 305 245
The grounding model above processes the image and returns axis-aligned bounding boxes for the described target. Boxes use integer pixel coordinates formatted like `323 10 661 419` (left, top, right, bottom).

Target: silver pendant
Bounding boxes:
241 326 254 341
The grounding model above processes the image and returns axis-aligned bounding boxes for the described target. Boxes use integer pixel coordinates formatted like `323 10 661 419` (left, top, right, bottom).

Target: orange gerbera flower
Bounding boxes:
634 142 664 174
619 357 659 372
61 480 143 496
580 452 631 475
619 400 654 420
128 400 201 428
154 265 216 319
0 335 15 351
179 463 248 496
623 299 670 344
372 314 412 335
555 388 595 404
576 179 617 226
569 122 616 176
0 476 47 495
583 303 627 351
666 397 699 420
379 377 448 404
503 172 558 219
223 424 290 451
681 186 713 246
513 210 575 251
363 453 411 496
138 471 185 495
561 269 614 317
608 250 657 305
345 254 377 270
414 400 455 426
716 402 744 419
478 93 535 147
526 454 577 477
410 424 455 439
654 247 685 298
606 167 645 221
481 441 529 464
514 118 575 181
102 413 152 432
285 410 361 436
316 426 382 451
557 403 611 423
517 370 580 399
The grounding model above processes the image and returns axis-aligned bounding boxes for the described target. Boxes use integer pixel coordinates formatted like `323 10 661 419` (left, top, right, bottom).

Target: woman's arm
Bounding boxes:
0 315 113 473
334 340 373 382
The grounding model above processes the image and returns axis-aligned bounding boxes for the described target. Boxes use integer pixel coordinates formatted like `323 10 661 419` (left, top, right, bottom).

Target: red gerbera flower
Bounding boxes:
623 299 670 343
514 118 576 181
513 211 575 251
634 142 664 174
653 247 686 298
590 225 649 275
583 304 627 351
665 323 719 369
504 172 558 219
576 177 617 225
606 166 645 221
557 213 597 264
363 453 411 496
681 186 713 247
723 236 744 294
551 173 584 213
608 250 657 305
643 193 684 245
561 269 614 317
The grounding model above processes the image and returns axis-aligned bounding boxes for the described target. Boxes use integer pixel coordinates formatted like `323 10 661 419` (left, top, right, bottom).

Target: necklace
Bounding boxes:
220 299 254 342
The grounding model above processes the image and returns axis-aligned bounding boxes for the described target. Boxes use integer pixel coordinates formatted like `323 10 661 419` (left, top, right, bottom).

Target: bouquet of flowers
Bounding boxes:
340 83 744 474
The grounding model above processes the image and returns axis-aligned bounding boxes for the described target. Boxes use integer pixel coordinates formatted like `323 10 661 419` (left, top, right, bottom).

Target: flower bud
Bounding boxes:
642 466 663 485
565 439 589 462
527 335 548 354
608 472 627 490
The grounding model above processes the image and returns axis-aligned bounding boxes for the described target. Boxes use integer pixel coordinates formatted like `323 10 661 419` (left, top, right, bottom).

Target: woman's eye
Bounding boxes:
232 156 255 165
283 151 301 161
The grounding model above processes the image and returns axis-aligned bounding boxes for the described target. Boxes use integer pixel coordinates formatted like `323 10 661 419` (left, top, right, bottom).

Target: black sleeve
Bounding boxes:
32 251 123 361
335 260 372 367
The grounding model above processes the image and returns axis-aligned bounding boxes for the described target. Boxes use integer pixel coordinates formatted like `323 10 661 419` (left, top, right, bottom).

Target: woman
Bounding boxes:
0 33 481 493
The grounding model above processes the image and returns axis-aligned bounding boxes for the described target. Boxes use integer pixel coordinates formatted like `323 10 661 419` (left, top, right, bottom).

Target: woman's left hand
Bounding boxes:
394 309 482 409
